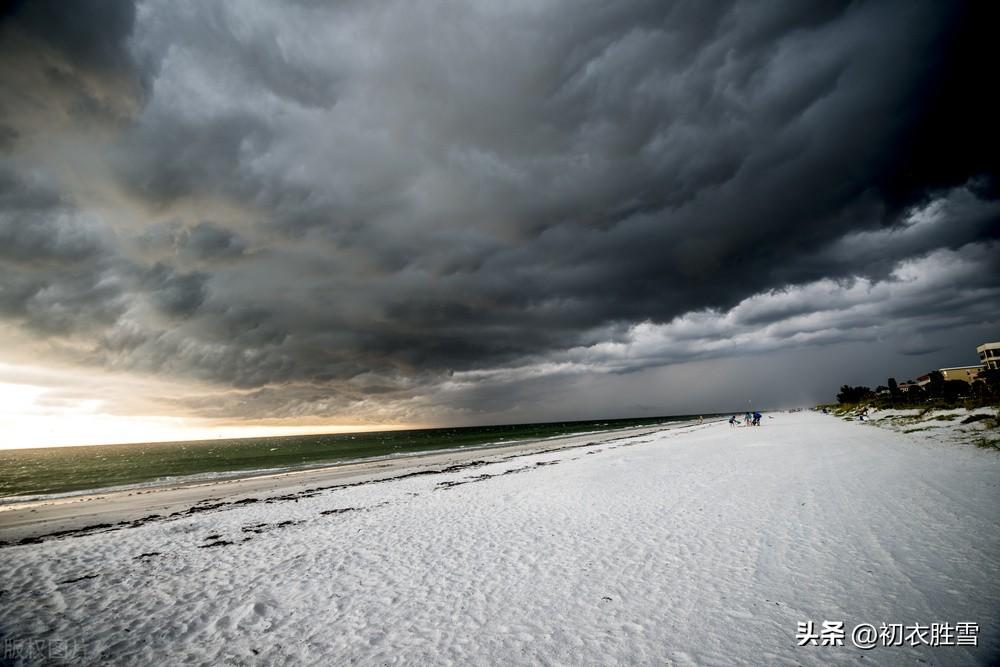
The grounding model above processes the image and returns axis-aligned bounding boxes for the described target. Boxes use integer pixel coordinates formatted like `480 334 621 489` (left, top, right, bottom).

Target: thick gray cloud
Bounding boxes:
0 163 129 336
0 0 996 423
137 219 247 261
182 222 246 260
0 0 141 140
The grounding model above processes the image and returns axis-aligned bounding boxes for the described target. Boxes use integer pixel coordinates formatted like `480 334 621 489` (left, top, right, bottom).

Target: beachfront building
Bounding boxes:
939 365 984 383
977 341 1000 371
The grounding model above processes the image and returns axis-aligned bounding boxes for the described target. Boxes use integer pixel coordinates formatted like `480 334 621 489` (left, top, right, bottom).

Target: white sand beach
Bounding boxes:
1 411 998 665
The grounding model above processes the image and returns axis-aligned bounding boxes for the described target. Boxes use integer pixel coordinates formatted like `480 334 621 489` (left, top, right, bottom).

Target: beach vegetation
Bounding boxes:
836 385 874 404
961 414 992 425
973 436 1000 451
830 370 1000 415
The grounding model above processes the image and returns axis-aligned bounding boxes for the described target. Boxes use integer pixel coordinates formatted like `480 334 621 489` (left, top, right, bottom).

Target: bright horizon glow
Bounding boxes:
0 381 418 450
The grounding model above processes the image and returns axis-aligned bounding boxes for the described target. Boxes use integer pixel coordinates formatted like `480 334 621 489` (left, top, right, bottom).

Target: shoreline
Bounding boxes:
0 420 704 545
0 422 685 506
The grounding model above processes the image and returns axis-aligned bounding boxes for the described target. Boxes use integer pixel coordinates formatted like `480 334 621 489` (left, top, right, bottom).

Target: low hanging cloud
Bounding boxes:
0 0 997 424
446 238 1000 384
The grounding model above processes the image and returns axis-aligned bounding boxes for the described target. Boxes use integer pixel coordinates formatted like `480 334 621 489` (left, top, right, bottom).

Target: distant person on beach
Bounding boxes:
752 411 761 426
729 415 738 427
744 412 751 426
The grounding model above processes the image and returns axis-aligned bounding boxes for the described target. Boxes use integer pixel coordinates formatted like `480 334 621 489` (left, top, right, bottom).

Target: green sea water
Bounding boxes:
0 414 704 499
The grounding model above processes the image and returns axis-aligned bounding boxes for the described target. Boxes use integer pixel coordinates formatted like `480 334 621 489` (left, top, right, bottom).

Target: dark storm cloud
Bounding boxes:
1 0 136 76
141 263 208 317
182 222 246 260
0 0 997 421
0 166 106 264
136 219 247 261
0 162 129 335
0 0 141 137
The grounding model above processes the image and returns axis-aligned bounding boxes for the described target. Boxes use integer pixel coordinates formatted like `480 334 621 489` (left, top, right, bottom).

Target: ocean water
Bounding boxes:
0 415 703 499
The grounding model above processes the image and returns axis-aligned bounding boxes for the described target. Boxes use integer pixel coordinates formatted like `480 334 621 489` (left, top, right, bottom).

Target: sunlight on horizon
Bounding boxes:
0 382 416 450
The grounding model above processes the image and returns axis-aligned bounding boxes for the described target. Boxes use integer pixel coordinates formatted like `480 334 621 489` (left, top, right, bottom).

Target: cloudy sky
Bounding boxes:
0 0 997 447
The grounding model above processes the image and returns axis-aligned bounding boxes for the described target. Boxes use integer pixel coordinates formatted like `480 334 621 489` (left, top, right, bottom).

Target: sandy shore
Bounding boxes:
1 412 997 665
0 421 690 545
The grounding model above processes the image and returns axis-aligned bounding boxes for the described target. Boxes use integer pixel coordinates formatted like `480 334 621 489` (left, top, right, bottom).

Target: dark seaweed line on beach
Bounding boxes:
2 424 691 548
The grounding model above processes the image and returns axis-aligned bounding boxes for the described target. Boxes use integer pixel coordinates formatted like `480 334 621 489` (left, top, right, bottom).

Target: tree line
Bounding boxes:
836 369 1000 407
